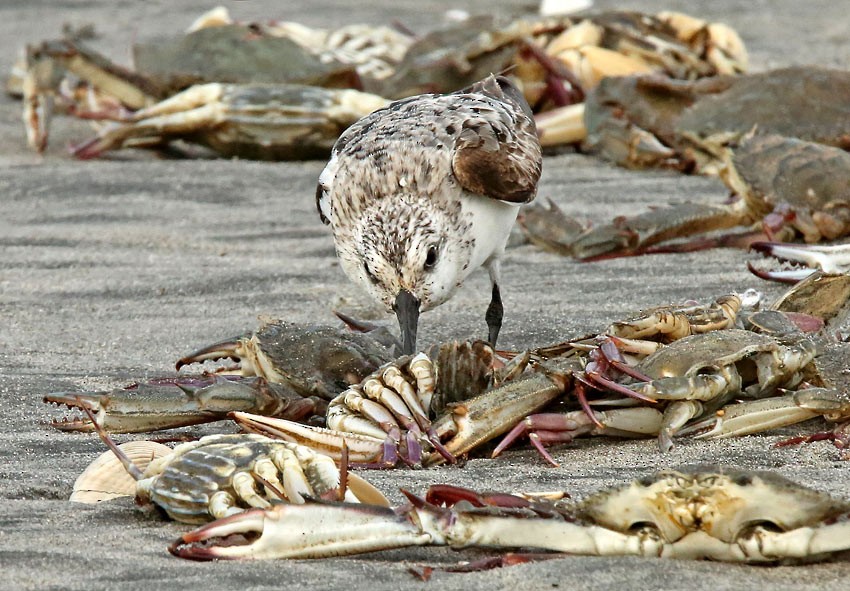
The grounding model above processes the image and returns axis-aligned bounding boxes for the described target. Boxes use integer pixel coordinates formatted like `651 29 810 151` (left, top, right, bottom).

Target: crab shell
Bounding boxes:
176 318 397 400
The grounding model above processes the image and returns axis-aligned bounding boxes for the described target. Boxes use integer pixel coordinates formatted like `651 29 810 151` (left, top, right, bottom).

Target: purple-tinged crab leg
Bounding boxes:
598 338 653 382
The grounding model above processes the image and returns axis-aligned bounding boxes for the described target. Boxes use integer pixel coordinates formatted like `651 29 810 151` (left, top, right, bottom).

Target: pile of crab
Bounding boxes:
10 6 745 158
45 270 850 565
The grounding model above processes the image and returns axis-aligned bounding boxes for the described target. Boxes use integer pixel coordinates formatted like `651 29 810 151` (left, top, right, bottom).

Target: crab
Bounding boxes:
231 293 758 466
379 10 745 105
17 22 365 153
44 318 396 433
537 65 850 160
495 327 819 462
232 340 570 467
496 274 850 462
70 83 389 160
525 66 850 259
168 466 850 563
71 431 387 524
522 129 850 261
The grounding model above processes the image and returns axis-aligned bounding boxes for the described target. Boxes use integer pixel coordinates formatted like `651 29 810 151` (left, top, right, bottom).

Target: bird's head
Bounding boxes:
336 195 472 354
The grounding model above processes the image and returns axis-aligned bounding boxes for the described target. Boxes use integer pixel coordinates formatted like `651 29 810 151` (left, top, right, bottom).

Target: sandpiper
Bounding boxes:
317 75 542 354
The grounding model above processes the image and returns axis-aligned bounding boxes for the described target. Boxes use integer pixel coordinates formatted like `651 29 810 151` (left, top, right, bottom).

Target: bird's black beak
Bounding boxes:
393 289 420 355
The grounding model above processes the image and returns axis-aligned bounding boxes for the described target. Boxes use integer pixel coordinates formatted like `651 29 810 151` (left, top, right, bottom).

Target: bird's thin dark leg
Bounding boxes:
485 282 503 348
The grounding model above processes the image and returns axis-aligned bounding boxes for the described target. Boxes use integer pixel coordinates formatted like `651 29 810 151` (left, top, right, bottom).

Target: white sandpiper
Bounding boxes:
317 75 542 354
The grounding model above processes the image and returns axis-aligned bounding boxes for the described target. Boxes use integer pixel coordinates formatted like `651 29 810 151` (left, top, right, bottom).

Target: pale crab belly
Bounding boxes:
460 192 521 276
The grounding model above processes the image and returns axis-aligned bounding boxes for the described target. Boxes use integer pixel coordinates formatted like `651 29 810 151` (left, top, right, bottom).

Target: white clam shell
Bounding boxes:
71 441 173 504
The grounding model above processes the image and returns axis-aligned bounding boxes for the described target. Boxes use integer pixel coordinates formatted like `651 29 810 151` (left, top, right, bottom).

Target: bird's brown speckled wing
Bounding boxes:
451 76 542 204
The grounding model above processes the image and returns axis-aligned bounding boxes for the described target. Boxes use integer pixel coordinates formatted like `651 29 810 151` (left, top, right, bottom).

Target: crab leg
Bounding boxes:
678 388 850 439
492 407 664 466
738 523 850 561
170 502 432 560
231 412 395 465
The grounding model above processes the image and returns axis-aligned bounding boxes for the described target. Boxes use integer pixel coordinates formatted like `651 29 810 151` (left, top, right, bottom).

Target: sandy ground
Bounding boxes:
2 1 850 589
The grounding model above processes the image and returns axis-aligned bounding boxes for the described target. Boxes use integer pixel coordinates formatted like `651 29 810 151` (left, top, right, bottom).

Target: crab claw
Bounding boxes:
749 241 850 283
169 501 430 560
44 376 320 433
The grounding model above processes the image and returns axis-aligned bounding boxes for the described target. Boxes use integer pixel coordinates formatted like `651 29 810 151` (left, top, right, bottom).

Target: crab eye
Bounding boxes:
424 246 439 270
363 262 379 285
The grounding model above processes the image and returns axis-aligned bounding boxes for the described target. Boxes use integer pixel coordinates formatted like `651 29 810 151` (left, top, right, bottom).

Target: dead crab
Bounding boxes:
497 275 850 463
45 318 396 433
70 83 389 160
71 432 387 524
16 23 364 153
522 131 850 261
495 326 821 462
169 467 850 563
682 273 850 457
233 340 569 467
232 292 759 466
44 375 324 434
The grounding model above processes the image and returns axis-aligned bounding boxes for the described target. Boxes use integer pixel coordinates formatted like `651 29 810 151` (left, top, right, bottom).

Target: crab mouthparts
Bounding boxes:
168 509 265 560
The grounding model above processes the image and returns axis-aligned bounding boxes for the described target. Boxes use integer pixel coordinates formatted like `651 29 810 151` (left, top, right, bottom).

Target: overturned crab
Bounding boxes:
72 432 387 524
234 340 568 467
70 83 389 160
169 466 850 563
45 318 396 433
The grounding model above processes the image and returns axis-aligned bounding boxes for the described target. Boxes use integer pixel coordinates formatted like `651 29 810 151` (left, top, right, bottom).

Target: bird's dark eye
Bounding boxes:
363 262 379 285
424 246 439 270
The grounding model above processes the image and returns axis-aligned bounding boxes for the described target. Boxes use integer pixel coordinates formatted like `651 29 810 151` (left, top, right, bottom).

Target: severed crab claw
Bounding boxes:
170 467 850 563
679 388 850 440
